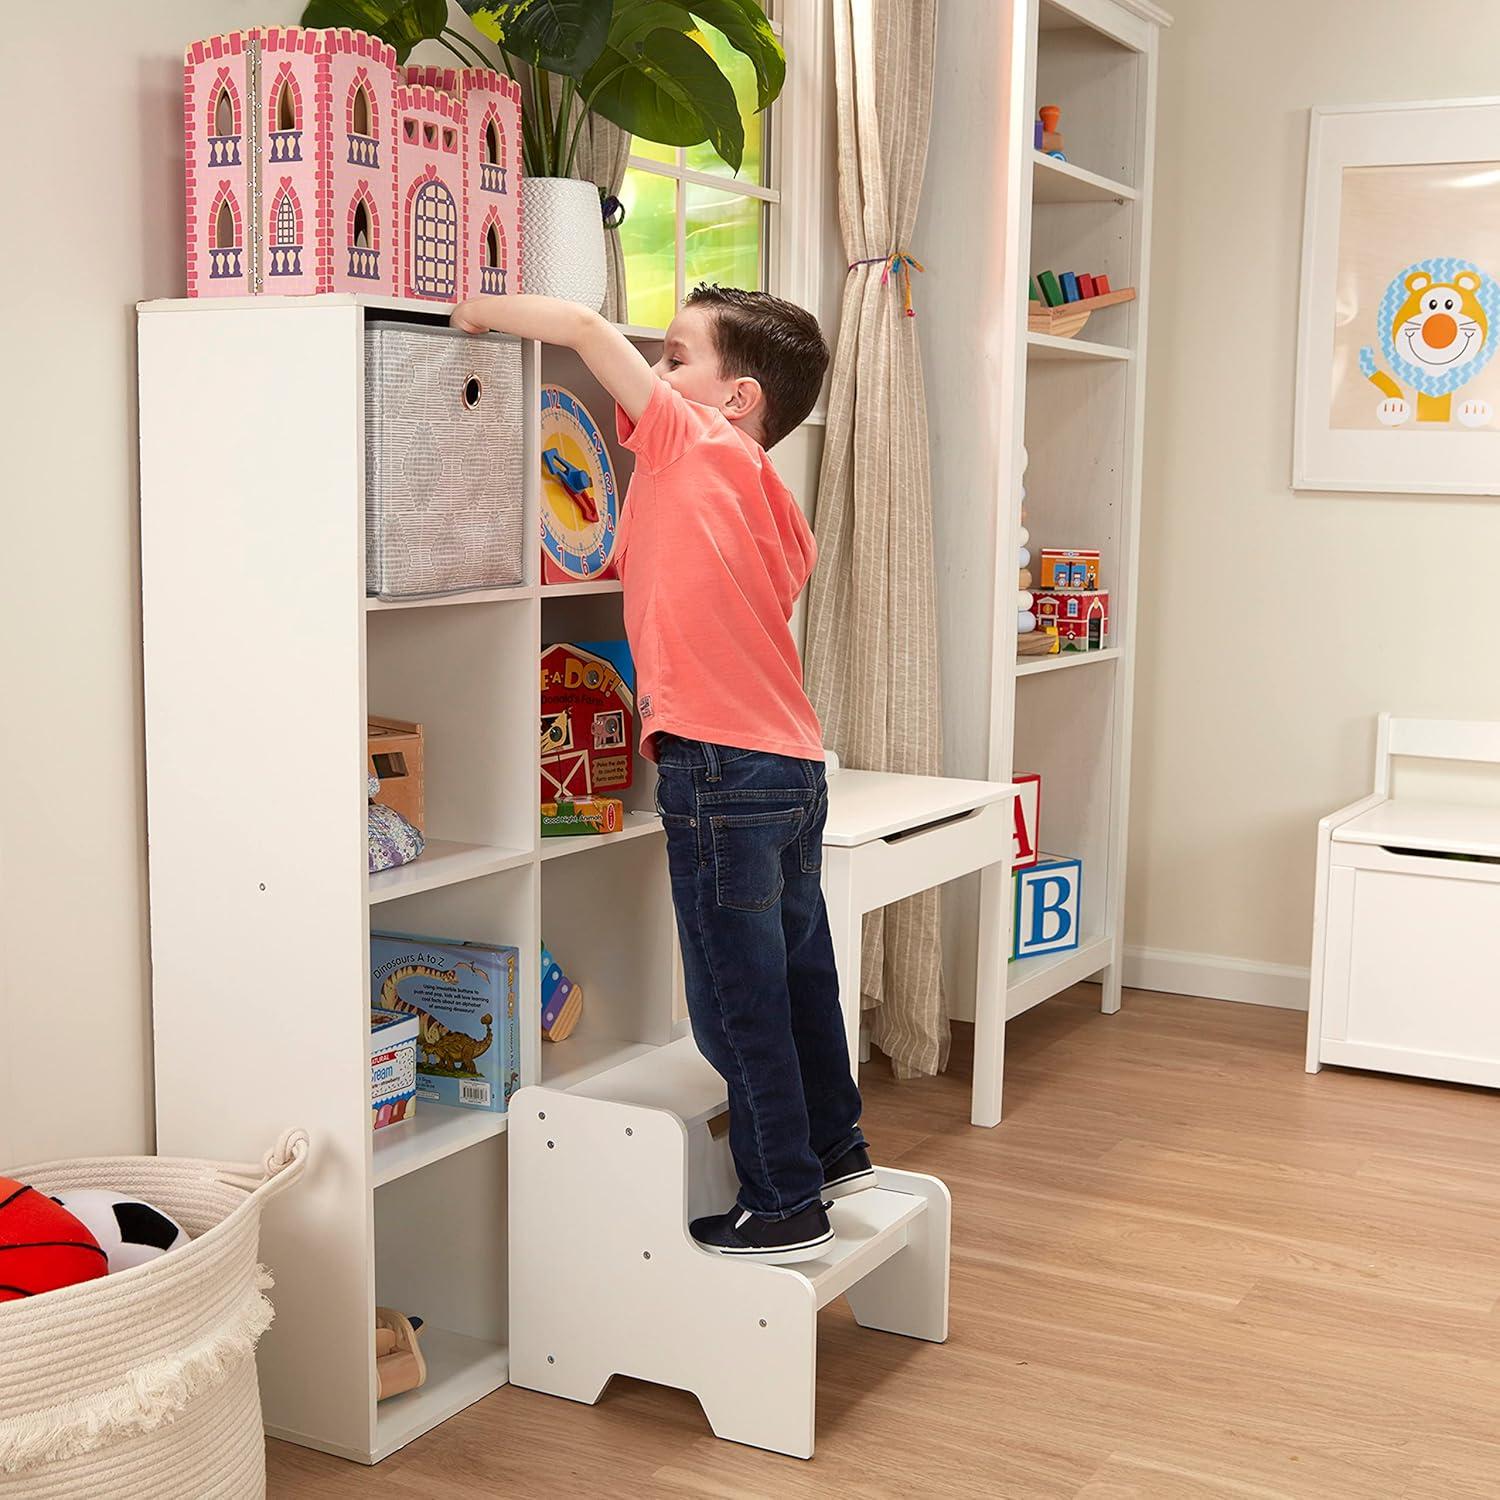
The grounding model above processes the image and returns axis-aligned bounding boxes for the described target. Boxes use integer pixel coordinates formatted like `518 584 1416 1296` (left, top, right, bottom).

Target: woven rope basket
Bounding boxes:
0 1129 308 1499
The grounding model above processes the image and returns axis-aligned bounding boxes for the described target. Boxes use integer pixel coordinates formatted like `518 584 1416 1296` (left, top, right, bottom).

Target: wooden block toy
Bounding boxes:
1015 621 1060 656
1026 286 1136 339
1095 274 1112 295
1036 270 1065 307
1039 103 1061 133
1060 271 1081 303
1077 273 1096 299
1013 854 1081 960
1035 589 1110 652
1039 549 1101 590
1012 773 1041 870
368 716 425 833
1041 130 1064 153
540 945 585 1042
540 641 636 813
184 29 522 300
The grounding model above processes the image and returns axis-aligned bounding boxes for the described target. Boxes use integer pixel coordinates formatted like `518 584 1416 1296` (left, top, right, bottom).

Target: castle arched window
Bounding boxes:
485 120 500 163
480 216 507 294
270 186 303 276
214 86 234 138
353 200 371 250
480 114 508 194
275 192 298 247
411 178 457 298
276 81 296 131
348 191 380 280
352 83 370 138
486 224 500 266
216 199 236 249
208 186 243 280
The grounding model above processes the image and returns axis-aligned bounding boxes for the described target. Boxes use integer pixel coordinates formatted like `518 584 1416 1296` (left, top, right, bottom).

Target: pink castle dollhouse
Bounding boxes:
184 28 522 302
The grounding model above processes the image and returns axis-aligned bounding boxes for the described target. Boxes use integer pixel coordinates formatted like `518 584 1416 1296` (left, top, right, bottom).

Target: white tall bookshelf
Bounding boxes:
138 294 675 1462
918 0 1169 1074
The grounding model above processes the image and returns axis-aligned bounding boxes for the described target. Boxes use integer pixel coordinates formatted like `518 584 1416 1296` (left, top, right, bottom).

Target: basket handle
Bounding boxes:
216 1128 311 1201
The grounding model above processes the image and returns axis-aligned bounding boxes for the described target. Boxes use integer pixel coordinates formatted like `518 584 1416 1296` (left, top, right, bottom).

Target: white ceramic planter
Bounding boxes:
520 177 606 310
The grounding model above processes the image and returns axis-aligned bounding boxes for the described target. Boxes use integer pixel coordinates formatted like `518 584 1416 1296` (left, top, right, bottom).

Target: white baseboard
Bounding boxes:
1122 945 1310 1011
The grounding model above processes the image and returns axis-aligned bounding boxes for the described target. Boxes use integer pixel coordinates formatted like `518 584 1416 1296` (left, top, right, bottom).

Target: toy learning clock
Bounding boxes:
540 384 620 583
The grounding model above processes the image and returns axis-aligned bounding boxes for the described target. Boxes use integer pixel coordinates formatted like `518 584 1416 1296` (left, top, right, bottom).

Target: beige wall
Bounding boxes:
1129 0 1500 992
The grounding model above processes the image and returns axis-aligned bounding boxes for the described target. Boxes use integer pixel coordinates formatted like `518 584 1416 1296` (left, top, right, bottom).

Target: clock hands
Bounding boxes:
542 446 599 523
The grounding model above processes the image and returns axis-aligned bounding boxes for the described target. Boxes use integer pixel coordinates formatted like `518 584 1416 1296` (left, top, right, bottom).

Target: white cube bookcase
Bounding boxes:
139 294 671 1462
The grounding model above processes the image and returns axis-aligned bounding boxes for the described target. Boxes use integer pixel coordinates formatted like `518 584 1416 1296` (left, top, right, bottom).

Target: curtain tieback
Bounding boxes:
600 193 626 229
847 251 925 317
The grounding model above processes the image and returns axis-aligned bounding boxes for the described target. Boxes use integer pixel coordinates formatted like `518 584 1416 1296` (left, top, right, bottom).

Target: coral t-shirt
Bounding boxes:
614 381 824 763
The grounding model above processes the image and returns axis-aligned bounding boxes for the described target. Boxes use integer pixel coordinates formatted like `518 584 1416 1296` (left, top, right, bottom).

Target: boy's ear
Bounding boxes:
723 375 765 425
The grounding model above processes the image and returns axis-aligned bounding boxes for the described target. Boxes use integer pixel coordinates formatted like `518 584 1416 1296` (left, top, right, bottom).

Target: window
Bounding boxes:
352 199 371 250
213 85 234 138
215 198 236 249
351 83 370 137
276 80 297 132
618 20 778 330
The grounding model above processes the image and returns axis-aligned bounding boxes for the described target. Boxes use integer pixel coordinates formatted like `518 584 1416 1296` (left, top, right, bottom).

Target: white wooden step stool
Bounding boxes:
823 766 1016 1125
508 1037 951 1459
1308 714 1500 1087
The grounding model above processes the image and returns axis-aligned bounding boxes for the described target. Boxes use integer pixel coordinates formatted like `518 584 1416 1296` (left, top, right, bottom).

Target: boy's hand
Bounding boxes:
450 300 488 335
446 294 658 424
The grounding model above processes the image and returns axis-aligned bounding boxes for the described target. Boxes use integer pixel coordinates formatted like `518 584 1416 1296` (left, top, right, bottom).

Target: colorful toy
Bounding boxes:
1012 773 1041 870
184 29 522 301
1013 854 1082 960
1034 103 1064 154
372 934 521 1112
540 385 621 581
1040 548 1101 591
540 944 584 1042
370 1006 419 1130
1028 281 1136 339
0 1179 107 1301
1035 589 1110 652
540 641 635 828
368 717 424 834
51 1192 190 1275
375 1307 427 1399
540 796 625 838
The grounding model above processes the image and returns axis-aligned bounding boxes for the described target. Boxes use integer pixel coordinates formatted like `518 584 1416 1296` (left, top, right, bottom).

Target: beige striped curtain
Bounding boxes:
805 0 946 1079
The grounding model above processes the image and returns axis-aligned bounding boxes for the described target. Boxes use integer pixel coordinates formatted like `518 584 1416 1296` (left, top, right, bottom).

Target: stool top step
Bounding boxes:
1333 797 1500 860
824 769 1013 848
570 1035 727 1129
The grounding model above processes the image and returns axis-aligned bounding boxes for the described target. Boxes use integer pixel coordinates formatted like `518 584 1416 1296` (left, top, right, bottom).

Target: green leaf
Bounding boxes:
680 0 784 111
459 0 610 77
585 27 744 169
607 2 695 52
300 0 447 62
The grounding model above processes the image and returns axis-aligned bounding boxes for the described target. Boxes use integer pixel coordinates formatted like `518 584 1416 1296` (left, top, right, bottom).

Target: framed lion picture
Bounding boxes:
1294 98 1500 494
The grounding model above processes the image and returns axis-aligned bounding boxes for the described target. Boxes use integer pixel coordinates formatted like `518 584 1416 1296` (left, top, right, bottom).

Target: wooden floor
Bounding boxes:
268 988 1500 1499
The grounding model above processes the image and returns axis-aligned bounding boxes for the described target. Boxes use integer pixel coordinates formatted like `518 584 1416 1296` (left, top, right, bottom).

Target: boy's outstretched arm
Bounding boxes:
451 295 658 422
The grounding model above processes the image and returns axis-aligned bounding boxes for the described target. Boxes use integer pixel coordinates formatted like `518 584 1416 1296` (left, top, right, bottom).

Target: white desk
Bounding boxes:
823 769 1016 1127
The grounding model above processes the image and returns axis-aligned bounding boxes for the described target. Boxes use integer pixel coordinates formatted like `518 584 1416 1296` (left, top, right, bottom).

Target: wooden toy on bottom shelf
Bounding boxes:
540 944 584 1042
540 640 635 834
370 1006 418 1131
1039 549 1100 591
375 1308 427 1400
540 386 621 582
1035 589 1110 652
1013 855 1082 959
1012 773 1041 870
367 716 425 833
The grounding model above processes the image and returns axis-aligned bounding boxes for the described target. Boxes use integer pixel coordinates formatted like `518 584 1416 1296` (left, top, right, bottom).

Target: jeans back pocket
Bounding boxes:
710 809 805 912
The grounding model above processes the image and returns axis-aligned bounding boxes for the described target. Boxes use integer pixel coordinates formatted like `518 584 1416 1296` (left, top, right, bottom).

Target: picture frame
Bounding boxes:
1294 98 1500 495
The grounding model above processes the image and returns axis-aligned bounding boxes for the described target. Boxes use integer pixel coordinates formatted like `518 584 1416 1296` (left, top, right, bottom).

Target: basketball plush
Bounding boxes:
0 1177 108 1302
53 1191 190 1274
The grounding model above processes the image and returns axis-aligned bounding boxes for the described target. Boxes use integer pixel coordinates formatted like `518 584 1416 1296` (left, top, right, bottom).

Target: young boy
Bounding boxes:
452 285 870 1263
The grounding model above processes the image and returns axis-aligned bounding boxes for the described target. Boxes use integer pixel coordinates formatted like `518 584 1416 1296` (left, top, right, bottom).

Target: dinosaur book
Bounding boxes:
371 933 521 1112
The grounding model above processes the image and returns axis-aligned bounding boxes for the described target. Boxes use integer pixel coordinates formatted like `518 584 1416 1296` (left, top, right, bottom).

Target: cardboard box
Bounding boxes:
368 717 424 833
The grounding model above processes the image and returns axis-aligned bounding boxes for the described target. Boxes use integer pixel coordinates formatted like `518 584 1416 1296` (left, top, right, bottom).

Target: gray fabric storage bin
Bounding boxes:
365 322 526 599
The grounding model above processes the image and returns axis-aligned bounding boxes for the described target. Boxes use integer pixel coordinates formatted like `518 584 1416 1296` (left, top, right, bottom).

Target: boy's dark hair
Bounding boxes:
684 284 830 448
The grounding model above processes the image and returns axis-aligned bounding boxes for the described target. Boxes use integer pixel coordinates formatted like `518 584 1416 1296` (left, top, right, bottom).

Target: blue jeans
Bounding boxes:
654 735 865 1219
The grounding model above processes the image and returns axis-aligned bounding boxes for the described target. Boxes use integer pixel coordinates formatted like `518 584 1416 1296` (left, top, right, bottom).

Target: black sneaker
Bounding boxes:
689 1200 834 1264
822 1143 877 1200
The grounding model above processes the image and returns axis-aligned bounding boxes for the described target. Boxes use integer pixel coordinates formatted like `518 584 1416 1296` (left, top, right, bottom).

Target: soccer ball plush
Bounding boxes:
52 1191 190 1274
0 1177 108 1301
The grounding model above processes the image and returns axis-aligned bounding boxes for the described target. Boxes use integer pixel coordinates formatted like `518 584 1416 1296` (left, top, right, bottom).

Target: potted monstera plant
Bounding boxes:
302 0 784 309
